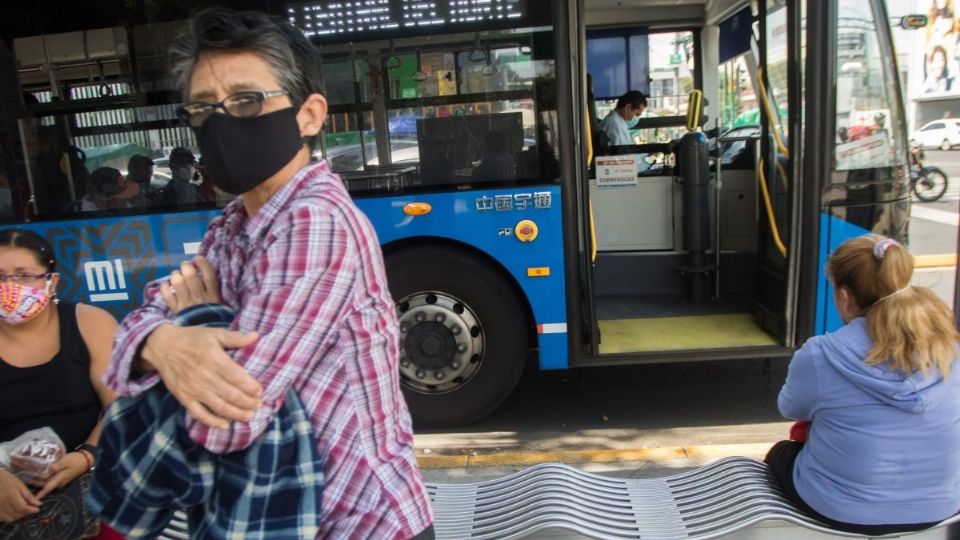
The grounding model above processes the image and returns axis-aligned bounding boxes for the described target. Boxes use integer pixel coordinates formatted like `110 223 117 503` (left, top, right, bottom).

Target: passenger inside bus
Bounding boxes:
159 147 202 208
32 127 84 215
123 155 155 207
77 167 128 212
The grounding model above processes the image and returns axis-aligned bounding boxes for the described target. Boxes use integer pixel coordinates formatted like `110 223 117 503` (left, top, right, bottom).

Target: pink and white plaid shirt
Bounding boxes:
104 160 433 539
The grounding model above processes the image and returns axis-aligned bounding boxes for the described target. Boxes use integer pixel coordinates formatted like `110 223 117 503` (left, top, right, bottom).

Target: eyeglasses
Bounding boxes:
0 272 50 284
177 90 290 127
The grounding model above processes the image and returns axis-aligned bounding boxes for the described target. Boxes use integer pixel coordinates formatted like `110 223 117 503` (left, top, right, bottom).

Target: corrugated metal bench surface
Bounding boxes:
156 457 960 539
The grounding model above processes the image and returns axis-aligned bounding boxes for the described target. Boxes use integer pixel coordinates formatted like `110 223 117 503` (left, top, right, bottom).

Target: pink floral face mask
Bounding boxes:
0 280 51 325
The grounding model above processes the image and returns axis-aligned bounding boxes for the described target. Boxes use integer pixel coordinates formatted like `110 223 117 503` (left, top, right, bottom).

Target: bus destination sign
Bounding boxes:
288 0 530 41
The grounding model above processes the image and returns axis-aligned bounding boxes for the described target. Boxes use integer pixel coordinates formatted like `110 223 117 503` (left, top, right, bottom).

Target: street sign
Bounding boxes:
596 155 639 188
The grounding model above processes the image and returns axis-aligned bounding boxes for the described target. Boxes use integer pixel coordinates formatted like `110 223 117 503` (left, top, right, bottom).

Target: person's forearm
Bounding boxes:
72 418 108 474
84 418 106 448
136 323 178 374
103 312 171 396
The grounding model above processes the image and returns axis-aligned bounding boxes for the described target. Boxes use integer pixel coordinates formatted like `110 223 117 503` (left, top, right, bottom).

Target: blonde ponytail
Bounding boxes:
827 235 959 377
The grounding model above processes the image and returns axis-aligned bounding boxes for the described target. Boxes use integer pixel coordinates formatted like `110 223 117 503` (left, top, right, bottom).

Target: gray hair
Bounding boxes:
169 8 324 105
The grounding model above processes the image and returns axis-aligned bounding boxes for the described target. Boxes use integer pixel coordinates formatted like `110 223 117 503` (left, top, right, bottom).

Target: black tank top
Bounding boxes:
0 303 101 450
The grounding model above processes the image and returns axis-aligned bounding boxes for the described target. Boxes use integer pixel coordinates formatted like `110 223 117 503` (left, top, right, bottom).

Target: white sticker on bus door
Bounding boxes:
596 156 638 188
835 132 893 171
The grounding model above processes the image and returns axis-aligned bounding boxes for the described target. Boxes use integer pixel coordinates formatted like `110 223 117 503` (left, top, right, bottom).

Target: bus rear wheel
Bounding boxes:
386 246 529 428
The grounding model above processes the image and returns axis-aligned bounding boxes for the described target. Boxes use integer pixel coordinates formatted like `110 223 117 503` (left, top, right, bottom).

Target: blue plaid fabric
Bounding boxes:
171 303 236 329
88 303 324 539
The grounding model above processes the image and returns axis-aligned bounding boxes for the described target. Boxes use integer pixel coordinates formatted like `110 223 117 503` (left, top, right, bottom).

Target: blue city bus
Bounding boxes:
0 0 910 426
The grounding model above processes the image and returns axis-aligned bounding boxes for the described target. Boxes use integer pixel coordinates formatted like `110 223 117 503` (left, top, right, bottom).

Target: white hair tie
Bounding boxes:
873 238 898 260
872 285 910 306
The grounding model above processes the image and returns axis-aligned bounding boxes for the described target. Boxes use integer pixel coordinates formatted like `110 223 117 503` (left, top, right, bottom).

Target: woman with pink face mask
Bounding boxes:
0 229 117 526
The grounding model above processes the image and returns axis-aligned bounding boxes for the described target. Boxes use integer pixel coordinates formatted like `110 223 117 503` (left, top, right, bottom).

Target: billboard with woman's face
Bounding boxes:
914 0 960 97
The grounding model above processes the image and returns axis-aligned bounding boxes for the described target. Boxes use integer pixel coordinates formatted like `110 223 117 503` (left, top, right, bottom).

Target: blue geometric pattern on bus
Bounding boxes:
355 185 568 370
816 212 870 335
17 211 219 320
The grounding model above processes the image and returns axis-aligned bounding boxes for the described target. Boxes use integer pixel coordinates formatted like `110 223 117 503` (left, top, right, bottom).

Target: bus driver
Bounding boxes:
599 90 647 146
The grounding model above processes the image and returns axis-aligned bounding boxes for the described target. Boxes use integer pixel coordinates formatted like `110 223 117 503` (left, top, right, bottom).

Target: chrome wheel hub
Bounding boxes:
397 292 484 394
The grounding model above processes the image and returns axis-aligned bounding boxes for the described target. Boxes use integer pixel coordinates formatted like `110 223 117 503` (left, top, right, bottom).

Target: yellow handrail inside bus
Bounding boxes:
686 90 703 132
586 110 594 167
757 67 790 158
755 66 789 257
585 106 597 263
758 159 787 257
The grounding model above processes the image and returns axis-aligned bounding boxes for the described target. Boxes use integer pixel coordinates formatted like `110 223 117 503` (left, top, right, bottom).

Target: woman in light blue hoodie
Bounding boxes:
766 235 960 535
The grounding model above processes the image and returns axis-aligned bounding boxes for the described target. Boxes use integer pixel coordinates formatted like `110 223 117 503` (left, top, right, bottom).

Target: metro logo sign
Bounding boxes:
84 259 129 302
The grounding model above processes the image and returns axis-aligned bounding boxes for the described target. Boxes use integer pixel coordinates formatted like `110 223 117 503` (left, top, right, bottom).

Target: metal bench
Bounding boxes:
426 457 960 540
156 457 959 539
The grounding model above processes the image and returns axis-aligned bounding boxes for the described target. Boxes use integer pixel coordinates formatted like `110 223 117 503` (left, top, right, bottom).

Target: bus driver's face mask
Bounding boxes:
625 106 641 129
193 107 303 195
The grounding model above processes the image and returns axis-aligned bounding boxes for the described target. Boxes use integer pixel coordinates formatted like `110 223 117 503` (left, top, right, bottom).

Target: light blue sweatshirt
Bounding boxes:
779 317 960 525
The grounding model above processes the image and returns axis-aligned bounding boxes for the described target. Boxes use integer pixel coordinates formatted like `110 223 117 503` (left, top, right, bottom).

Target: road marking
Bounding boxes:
912 205 959 226
416 443 774 469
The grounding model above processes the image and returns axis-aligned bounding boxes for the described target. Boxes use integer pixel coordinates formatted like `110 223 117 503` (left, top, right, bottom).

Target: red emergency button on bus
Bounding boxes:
514 220 538 242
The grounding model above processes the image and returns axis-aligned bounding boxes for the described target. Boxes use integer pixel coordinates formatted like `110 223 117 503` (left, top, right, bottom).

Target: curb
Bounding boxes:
915 253 957 269
416 442 773 469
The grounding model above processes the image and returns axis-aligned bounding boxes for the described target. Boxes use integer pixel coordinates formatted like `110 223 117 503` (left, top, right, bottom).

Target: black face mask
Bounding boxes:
193 107 303 195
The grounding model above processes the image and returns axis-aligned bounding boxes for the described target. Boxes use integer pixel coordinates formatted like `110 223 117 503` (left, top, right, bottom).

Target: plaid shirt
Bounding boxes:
104 160 433 539
88 385 323 540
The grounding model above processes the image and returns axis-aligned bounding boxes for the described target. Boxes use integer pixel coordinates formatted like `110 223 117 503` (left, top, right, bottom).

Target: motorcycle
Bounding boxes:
910 145 949 202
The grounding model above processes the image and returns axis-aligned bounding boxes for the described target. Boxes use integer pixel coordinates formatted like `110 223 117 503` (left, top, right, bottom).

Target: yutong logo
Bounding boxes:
84 259 130 302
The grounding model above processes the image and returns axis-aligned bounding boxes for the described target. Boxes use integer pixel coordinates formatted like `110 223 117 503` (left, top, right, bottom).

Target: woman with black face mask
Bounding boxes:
98 7 434 540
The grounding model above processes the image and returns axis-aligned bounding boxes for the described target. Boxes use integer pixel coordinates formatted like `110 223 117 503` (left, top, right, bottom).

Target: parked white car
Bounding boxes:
912 119 960 151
